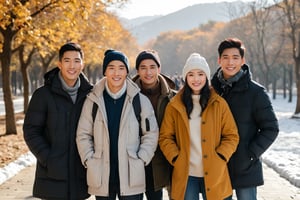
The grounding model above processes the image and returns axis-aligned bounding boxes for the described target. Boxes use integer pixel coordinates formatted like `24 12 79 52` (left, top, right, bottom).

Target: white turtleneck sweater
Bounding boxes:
105 80 127 99
189 94 204 177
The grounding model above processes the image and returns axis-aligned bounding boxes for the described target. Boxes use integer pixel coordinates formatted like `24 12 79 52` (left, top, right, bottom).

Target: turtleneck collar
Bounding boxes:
59 72 80 103
191 94 201 117
140 80 160 95
192 94 200 102
105 80 127 99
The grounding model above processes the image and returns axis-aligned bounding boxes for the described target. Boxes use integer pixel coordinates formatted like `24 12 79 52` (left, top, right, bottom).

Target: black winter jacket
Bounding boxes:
211 64 279 188
23 67 93 199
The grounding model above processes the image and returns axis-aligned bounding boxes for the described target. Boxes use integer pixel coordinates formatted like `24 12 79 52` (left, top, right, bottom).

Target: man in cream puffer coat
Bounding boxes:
76 49 158 199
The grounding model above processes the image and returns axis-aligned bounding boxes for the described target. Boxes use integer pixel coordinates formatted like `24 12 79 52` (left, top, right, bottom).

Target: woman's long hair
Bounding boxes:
181 78 211 119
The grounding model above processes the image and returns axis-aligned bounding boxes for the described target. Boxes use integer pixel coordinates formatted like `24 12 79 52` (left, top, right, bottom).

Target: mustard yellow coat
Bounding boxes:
159 89 239 200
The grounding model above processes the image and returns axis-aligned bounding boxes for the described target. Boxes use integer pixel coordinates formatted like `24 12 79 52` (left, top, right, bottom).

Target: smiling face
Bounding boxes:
218 48 245 80
58 50 84 87
104 60 128 93
186 69 207 95
137 59 160 89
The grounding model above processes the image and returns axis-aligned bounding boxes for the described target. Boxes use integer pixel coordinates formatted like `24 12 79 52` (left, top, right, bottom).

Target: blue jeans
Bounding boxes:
184 176 206 200
184 176 233 200
227 187 257 200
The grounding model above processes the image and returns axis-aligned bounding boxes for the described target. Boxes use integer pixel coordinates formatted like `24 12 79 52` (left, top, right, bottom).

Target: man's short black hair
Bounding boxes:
59 42 83 61
218 38 245 58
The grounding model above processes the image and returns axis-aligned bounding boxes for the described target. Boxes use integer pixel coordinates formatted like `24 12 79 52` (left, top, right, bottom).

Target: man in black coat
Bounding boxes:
211 38 279 200
23 42 93 199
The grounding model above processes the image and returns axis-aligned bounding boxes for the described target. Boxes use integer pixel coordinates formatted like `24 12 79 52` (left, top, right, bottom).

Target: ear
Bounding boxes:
241 57 246 65
57 61 62 69
217 57 221 65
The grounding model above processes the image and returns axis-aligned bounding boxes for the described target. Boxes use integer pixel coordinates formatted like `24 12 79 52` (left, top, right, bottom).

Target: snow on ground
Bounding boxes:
262 94 300 187
0 151 35 185
0 94 299 188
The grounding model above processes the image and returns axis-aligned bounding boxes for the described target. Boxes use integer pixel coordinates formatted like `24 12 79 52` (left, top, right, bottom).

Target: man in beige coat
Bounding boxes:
76 49 159 200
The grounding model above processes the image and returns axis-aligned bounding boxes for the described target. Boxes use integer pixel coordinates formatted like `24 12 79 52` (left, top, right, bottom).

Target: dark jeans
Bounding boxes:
95 183 143 200
96 194 143 200
143 163 163 200
144 189 163 200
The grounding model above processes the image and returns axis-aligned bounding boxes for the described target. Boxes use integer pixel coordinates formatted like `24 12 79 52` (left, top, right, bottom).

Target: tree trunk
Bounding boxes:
0 28 17 134
19 45 35 114
283 66 286 99
295 59 300 113
288 67 293 103
21 66 29 114
272 78 276 100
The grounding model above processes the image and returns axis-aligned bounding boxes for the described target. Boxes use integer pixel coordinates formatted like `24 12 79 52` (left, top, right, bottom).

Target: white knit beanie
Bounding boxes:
182 53 211 85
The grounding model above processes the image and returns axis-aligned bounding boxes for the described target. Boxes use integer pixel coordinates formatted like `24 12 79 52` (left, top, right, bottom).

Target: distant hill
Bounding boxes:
121 15 162 28
122 1 248 45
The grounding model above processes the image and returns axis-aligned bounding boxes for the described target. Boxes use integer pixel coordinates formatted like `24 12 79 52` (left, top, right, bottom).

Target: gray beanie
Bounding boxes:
182 53 211 85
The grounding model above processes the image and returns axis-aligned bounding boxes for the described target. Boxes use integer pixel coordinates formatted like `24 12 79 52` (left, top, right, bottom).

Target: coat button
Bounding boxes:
202 139 206 142
203 155 208 158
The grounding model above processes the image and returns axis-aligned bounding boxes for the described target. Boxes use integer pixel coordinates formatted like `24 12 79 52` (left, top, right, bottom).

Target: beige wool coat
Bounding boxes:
159 89 239 200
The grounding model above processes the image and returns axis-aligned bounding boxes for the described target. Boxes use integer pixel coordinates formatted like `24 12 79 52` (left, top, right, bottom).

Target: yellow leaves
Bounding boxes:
0 0 135 66
81 9 89 20
0 0 32 30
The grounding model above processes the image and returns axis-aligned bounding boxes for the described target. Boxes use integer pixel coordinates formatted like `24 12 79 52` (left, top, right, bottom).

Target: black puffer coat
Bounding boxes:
211 64 279 188
23 67 93 199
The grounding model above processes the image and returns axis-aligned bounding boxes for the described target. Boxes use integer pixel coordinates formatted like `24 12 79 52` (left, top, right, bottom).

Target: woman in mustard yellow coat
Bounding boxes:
159 53 239 200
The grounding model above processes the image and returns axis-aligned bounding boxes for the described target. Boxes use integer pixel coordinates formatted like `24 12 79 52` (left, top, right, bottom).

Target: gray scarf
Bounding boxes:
217 69 245 96
217 68 245 87
59 72 81 103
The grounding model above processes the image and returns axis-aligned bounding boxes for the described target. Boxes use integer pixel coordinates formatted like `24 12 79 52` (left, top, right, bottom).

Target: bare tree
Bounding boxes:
249 0 285 92
276 0 300 115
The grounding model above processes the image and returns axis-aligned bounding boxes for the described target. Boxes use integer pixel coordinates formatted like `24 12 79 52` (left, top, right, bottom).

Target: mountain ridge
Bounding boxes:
120 1 248 45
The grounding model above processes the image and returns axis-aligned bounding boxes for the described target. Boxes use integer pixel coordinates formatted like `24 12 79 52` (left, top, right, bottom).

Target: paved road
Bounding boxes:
0 163 299 199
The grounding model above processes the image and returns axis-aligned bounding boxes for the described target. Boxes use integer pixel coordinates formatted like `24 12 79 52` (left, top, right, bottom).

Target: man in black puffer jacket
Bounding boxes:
23 42 92 199
211 38 279 200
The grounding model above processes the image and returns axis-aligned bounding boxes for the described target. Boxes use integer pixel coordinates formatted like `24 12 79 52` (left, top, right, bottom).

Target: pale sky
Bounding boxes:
115 0 254 19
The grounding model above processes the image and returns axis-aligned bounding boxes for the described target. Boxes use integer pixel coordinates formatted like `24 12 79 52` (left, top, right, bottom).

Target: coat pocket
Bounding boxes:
47 151 68 180
127 150 145 187
86 151 103 188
